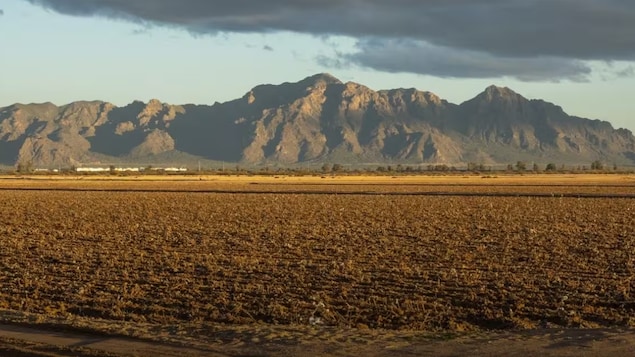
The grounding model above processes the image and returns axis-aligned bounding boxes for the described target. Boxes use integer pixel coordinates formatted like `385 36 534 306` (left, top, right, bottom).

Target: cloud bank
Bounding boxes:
341 40 593 82
23 0 635 81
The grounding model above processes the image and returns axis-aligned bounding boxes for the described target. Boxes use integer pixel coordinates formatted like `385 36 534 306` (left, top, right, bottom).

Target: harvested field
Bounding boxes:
0 174 635 335
3 174 635 196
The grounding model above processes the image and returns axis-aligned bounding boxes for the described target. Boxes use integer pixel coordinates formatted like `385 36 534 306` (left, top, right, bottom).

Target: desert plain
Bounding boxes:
0 173 634 356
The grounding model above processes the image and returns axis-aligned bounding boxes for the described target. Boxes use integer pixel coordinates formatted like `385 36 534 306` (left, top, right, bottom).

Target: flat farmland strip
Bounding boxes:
0 188 634 330
3 186 635 197
2 175 635 196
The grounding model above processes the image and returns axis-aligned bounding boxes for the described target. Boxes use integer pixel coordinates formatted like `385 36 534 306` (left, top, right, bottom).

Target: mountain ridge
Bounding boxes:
1 73 633 168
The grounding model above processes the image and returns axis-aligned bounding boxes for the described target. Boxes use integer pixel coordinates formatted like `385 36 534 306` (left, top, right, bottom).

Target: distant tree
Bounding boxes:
321 163 332 173
467 162 487 172
376 166 387 172
16 161 33 173
545 163 557 171
515 161 527 171
613 163 618 171
532 163 540 172
506 164 514 171
332 163 343 172
591 160 604 170
433 164 450 171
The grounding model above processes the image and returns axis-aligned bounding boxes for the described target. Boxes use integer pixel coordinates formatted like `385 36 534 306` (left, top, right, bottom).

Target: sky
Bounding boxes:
1 0 634 131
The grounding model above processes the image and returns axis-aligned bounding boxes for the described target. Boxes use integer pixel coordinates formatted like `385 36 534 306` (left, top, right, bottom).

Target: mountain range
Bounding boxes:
1 73 634 168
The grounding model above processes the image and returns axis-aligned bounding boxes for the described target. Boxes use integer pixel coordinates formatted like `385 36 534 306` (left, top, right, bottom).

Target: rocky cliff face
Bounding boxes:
1 74 633 167
455 85 635 163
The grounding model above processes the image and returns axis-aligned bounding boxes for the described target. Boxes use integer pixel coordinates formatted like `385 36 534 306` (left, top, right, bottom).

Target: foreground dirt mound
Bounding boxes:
2 322 635 357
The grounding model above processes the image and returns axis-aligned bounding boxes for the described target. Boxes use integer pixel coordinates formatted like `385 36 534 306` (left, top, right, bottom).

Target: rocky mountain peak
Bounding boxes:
143 99 164 112
242 73 343 109
479 85 524 103
405 89 444 106
136 99 165 126
302 73 343 87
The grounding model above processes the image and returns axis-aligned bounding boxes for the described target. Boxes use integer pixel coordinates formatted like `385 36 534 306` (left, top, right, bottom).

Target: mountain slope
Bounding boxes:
1 74 633 168
456 86 635 163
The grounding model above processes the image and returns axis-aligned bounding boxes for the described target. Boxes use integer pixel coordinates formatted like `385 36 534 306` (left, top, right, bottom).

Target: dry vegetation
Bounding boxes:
0 175 634 333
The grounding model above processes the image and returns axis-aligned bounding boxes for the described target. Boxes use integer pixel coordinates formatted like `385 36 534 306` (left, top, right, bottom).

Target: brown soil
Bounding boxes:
1 322 635 356
1 174 634 355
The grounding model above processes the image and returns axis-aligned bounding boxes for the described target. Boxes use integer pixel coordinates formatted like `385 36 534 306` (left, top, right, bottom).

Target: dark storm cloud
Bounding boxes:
0 9 4 16
338 40 592 82
23 0 635 80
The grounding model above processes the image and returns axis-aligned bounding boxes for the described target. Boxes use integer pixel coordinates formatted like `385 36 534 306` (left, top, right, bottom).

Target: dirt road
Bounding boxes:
1 323 635 357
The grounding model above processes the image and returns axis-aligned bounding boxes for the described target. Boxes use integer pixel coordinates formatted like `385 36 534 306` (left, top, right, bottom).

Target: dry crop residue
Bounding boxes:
0 183 634 331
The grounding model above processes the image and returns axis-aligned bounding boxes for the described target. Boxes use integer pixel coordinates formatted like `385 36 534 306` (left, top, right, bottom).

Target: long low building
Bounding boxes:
76 167 111 173
75 167 188 173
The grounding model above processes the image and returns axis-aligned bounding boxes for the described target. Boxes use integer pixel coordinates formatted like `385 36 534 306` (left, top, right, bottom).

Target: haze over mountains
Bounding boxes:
1 73 634 168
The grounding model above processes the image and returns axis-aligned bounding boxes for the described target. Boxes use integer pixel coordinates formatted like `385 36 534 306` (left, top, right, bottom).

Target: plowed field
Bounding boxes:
1 175 634 332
